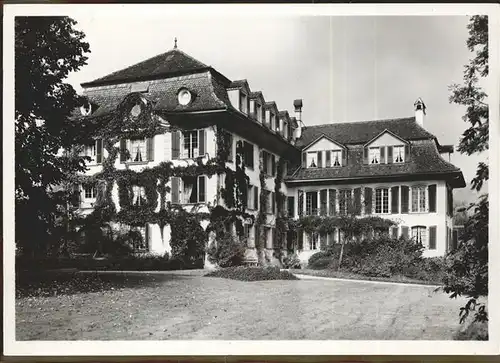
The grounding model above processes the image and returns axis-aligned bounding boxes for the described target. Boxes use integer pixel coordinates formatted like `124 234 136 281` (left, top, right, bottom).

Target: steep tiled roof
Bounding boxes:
82 49 209 87
297 117 435 147
286 140 464 186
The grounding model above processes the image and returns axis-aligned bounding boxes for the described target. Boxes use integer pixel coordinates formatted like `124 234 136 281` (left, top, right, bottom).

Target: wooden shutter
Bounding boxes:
401 185 409 213
391 226 398 239
271 192 276 214
320 189 328 215
302 153 307 168
354 188 362 215
405 144 410 161
391 186 399 214
387 146 393 164
271 155 276 176
146 137 154 161
317 151 323 168
320 233 327 250
171 131 180 160
363 147 368 164
329 189 336 215
341 149 347 166
298 190 304 216
254 186 259 210
198 129 206 156
429 226 437 250
120 139 127 162
428 184 437 212
380 147 385 164
364 187 373 215
325 151 331 167
401 226 409 239
288 196 295 217
96 139 103 164
198 176 206 202
171 177 180 204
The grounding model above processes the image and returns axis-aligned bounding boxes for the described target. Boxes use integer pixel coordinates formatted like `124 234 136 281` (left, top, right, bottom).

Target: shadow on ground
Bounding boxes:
16 271 191 298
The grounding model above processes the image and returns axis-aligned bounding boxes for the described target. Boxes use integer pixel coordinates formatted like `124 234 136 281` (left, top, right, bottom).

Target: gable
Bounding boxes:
304 135 344 152
365 130 408 148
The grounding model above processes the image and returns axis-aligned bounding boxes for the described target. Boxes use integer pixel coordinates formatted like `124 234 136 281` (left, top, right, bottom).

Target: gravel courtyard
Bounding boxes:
16 270 467 340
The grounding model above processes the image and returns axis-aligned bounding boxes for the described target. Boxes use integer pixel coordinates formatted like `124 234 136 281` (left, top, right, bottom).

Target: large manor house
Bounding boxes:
75 44 465 265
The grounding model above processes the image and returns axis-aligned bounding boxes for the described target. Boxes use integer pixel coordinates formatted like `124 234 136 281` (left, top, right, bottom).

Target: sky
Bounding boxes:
65 12 487 204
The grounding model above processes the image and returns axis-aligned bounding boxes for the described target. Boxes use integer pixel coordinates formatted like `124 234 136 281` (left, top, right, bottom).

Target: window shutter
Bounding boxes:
317 151 323 168
387 146 393 164
325 151 331 167
171 131 180 160
198 176 206 203
354 188 362 215
391 226 398 239
401 226 409 239
288 196 295 217
298 190 304 216
401 185 409 213
363 147 368 164
429 226 437 250
271 155 276 176
198 129 206 156
380 147 385 164
428 184 437 212
302 153 307 168
146 137 154 161
171 177 180 204
120 139 127 162
254 186 259 210
364 187 373 215
96 139 103 164
320 233 328 251
405 144 410 161
391 186 399 214
271 192 276 214
341 149 347 166
328 189 336 215
320 189 328 215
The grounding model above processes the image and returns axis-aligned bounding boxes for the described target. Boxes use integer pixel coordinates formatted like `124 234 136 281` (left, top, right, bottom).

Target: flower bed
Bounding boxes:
205 266 299 281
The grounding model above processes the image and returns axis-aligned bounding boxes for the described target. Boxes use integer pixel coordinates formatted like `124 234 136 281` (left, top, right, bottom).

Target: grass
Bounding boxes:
15 269 471 340
292 269 443 286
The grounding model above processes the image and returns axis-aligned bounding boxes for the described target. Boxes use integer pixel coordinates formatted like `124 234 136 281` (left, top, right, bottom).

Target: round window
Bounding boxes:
80 103 92 116
130 104 142 118
178 88 192 105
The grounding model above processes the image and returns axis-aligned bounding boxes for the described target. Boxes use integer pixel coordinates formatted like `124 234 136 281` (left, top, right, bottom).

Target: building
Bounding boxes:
75 45 465 265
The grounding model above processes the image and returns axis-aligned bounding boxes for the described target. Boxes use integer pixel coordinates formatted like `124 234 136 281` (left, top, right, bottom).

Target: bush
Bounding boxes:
454 320 488 340
283 253 301 269
207 233 246 268
308 251 332 266
205 266 299 281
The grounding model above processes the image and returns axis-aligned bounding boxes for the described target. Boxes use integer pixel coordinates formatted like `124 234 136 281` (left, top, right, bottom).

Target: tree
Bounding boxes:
15 17 91 256
445 15 489 327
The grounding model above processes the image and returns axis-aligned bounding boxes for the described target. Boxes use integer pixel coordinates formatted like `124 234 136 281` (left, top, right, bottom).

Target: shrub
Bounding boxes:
454 320 488 340
282 253 301 269
307 251 332 267
205 266 299 281
207 233 246 268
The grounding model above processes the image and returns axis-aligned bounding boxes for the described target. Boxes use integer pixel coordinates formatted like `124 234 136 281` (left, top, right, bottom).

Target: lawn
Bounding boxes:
16 270 468 340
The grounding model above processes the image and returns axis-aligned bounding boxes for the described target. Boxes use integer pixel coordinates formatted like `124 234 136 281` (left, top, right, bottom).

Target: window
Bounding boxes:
263 190 272 214
132 185 146 206
411 186 426 212
82 139 103 164
375 188 389 214
247 185 255 210
242 141 254 169
306 191 318 216
243 224 251 241
128 138 146 162
369 147 380 164
132 226 149 251
411 226 427 245
270 113 276 130
262 151 275 175
183 130 198 158
227 133 234 162
331 150 342 167
339 189 352 215
307 152 318 168
182 176 206 204
283 122 288 138
309 232 319 251
239 93 248 114
393 145 405 163
287 196 295 217
84 186 96 199
255 103 262 122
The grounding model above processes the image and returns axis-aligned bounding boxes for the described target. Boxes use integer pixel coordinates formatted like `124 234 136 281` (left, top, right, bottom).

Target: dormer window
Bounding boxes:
270 113 275 130
369 147 381 164
255 103 262 122
239 93 248 114
331 150 342 167
307 152 318 168
393 145 405 163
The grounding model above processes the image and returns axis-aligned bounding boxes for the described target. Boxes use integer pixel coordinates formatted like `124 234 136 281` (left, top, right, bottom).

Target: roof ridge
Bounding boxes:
304 116 415 128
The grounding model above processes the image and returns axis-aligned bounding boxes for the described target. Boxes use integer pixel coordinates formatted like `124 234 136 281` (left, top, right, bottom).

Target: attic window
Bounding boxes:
80 102 92 116
178 88 192 106
393 145 405 163
369 147 380 164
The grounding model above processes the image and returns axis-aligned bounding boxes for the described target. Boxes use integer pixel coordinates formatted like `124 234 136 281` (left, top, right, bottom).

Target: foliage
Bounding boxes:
446 15 489 324
169 210 207 267
206 233 246 268
282 253 301 269
205 266 299 281
454 320 488 341
15 16 91 256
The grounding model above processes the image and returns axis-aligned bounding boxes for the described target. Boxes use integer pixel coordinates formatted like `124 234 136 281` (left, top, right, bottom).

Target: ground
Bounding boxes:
16 270 467 340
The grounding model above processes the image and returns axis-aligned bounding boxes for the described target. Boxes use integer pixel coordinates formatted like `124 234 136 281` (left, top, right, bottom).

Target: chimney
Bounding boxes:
294 99 303 139
414 97 426 128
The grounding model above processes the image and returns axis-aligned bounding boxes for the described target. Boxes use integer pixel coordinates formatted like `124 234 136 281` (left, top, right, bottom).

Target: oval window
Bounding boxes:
130 104 141 118
178 88 192 105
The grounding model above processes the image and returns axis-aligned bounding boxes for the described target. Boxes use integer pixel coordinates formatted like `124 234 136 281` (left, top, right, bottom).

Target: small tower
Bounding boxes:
414 97 426 128
294 99 303 139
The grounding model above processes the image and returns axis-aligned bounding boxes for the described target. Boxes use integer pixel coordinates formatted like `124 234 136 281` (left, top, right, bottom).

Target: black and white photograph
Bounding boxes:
3 3 499 356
